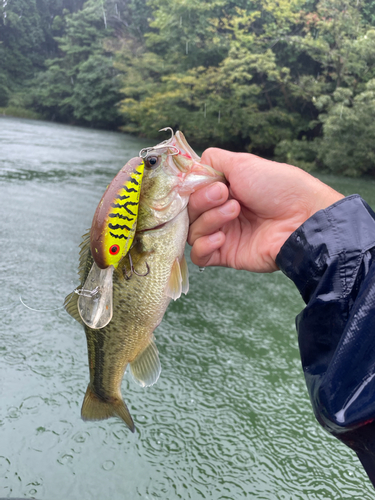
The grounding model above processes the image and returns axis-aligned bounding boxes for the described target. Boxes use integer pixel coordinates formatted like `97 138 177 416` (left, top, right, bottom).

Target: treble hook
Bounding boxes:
139 127 180 158
139 145 180 158
123 253 150 281
158 127 174 141
123 262 132 280
134 262 150 277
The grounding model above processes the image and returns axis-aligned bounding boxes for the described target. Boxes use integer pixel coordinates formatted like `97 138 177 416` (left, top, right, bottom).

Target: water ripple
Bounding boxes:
1 117 374 499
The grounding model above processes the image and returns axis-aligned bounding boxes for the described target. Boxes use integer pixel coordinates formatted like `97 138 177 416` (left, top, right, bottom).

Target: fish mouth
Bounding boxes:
141 128 200 162
172 131 225 182
142 128 225 183
173 131 201 162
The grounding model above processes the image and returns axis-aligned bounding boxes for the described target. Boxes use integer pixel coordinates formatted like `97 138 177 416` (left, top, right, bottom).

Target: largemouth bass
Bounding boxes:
65 129 224 431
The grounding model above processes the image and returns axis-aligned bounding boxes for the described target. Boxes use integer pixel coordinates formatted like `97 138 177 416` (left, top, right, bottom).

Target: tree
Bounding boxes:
2 0 375 176
31 0 122 127
116 0 308 151
276 0 375 174
317 79 375 176
0 0 45 102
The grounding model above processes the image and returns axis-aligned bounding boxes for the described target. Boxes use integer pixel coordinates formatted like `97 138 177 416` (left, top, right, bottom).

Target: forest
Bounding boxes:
1 0 375 176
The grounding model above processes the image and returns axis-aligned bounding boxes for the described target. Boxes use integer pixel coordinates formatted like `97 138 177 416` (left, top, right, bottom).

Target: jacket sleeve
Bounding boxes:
275 194 375 484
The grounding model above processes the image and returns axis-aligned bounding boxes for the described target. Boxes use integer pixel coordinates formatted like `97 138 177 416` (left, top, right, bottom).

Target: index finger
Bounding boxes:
188 181 229 224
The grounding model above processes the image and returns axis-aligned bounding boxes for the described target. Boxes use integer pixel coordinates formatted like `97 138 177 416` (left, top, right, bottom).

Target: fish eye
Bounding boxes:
145 155 161 169
109 244 120 255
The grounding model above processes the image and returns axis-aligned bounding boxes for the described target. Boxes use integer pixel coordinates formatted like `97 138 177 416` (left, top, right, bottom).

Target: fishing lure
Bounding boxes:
77 157 145 329
90 157 145 270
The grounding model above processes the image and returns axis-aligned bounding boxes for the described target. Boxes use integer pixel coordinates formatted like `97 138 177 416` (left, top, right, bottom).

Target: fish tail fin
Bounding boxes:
81 385 135 433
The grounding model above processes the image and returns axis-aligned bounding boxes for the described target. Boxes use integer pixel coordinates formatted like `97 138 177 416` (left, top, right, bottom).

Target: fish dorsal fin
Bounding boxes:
78 230 92 283
180 254 189 295
130 336 161 387
64 291 84 325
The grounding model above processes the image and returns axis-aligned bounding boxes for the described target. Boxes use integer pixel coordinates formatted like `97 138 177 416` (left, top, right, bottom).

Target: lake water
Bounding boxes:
0 116 374 499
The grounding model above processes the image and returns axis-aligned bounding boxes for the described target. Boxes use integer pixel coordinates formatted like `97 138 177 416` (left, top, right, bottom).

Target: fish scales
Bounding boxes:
86 211 188 399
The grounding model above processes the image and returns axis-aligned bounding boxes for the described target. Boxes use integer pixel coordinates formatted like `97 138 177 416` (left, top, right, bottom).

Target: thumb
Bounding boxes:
200 148 238 180
200 148 265 186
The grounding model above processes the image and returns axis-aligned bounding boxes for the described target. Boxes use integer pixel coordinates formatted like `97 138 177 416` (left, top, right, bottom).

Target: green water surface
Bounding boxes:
0 116 374 499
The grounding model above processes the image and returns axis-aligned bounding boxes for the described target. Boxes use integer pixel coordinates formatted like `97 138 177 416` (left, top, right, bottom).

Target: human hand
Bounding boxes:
188 148 344 273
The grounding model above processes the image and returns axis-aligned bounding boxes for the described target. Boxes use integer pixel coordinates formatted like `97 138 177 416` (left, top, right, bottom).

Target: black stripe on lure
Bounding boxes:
77 157 145 330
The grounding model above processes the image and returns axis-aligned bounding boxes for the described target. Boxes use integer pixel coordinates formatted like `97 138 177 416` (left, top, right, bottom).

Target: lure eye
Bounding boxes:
109 244 120 255
145 155 161 169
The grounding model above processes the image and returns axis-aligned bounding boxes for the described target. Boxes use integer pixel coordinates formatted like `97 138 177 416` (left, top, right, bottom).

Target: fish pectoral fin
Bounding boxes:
81 385 135 432
130 335 161 387
165 257 183 300
64 291 84 325
165 256 189 300
180 254 189 295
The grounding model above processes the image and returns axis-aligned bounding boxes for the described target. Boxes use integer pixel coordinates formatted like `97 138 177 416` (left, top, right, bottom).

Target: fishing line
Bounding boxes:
19 291 75 313
19 295 66 312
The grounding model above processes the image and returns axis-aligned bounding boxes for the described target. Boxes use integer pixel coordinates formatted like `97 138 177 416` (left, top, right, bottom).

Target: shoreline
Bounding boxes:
0 106 41 121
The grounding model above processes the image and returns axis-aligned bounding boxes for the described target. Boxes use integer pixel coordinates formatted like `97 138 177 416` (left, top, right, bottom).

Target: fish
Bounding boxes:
65 129 225 432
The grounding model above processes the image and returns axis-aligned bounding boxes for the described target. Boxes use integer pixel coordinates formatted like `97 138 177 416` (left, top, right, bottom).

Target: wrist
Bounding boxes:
308 180 345 219
276 195 375 301
268 186 344 269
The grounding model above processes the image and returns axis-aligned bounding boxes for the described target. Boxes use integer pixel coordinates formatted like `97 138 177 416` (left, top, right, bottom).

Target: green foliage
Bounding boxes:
31 62 74 121
272 1 375 175
30 0 122 127
0 73 10 107
0 106 41 120
2 0 375 175
116 0 312 151
0 0 85 92
0 0 45 88
316 80 375 176
361 0 375 25
67 54 121 126
114 0 375 175
274 138 319 171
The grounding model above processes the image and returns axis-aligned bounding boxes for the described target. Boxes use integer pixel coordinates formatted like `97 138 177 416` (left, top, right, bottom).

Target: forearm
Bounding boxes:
276 195 375 432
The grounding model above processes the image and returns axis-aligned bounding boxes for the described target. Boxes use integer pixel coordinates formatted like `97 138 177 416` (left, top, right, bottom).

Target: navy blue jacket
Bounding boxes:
276 195 375 487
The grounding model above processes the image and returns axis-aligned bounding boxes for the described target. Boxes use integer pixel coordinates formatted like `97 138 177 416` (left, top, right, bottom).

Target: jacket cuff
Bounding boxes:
275 195 375 302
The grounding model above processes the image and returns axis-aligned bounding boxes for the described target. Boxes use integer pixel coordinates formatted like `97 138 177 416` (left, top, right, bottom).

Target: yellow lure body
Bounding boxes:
90 158 145 269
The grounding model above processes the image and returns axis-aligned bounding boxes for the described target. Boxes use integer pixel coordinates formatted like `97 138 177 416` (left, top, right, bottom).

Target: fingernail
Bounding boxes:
208 232 222 244
219 200 236 216
206 183 223 202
